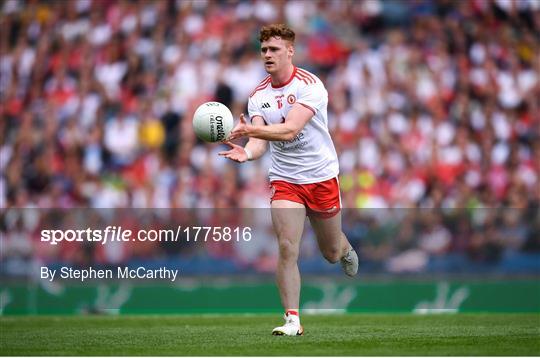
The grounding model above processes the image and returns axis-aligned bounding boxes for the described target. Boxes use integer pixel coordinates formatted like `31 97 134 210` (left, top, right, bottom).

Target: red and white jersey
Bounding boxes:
248 66 339 184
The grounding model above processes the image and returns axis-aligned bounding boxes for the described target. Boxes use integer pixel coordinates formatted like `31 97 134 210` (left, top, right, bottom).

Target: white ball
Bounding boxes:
192 102 234 142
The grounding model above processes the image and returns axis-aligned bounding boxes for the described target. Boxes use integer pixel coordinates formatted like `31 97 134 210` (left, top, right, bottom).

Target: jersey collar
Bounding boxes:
271 66 297 89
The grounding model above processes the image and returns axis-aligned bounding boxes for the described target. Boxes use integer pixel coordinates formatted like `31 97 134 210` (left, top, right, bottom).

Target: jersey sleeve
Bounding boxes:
247 96 263 123
296 81 327 115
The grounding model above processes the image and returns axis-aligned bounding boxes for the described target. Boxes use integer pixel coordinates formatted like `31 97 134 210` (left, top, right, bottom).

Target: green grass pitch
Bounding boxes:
1 313 539 356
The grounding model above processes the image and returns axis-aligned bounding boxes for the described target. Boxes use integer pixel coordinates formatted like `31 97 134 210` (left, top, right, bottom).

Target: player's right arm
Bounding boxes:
219 115 267 163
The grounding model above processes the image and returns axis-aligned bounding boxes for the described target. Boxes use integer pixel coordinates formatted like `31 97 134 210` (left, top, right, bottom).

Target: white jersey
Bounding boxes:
247 67 339 184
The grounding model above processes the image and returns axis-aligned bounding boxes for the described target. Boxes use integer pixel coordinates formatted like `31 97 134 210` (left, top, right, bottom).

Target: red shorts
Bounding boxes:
270 177 341 219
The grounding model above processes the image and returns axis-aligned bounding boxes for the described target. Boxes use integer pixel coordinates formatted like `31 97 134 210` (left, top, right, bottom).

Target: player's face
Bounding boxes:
260 37 293 74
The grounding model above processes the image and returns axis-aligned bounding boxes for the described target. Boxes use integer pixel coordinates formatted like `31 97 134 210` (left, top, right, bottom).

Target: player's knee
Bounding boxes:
278 239 299 262
322 247 341 263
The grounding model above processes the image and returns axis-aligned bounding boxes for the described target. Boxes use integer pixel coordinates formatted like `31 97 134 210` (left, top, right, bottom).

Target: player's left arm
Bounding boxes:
228 103 313 142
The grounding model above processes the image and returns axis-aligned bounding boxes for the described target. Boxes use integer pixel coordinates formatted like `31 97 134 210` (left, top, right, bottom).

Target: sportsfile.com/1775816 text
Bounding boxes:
40 226 253 245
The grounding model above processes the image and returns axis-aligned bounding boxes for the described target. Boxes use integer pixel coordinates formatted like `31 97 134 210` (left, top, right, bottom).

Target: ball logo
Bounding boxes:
287 94 296 105
210 115 226 142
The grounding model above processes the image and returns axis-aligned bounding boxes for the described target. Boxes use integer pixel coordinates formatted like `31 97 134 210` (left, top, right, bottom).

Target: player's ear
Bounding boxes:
287 43 294 58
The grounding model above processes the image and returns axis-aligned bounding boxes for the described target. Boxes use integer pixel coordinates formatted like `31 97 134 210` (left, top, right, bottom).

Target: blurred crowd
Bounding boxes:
1 0 540 274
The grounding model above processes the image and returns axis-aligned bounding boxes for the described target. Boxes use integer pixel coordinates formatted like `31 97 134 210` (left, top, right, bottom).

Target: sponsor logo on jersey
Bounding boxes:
261 102 271 109
276 132 308 151
275 94 284 109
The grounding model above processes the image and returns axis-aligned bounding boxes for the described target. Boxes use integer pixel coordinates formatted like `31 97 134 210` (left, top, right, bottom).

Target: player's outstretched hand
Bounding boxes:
228 113 251 141
218 141 249 163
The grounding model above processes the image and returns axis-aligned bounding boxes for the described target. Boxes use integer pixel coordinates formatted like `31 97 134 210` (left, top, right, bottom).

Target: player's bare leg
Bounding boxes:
271 199 305 335
309 212 358 276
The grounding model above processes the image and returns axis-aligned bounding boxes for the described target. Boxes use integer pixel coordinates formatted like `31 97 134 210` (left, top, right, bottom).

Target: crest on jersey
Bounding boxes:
287 94 296 105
